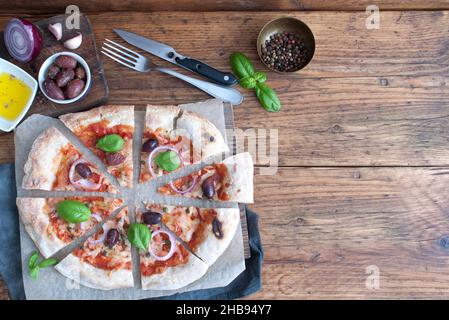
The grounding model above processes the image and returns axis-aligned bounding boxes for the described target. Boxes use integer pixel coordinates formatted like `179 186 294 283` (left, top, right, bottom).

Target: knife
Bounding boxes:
158 222 206 263
114 29 238 86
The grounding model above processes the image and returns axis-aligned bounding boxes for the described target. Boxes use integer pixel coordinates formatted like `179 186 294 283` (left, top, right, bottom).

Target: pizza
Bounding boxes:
16 197 123 258
22 127 116 193
60 105 134 188
157 152 254 203
55 208 133 290
137 204 240 290
18 103 253 292
140 104 229 183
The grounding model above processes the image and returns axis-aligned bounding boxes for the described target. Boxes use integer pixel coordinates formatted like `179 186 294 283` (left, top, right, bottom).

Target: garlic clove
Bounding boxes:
48 23 62 41
64 33 83 50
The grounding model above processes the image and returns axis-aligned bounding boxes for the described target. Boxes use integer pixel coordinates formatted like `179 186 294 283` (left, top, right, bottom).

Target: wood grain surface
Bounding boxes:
251 167 449 299
1 7 449 299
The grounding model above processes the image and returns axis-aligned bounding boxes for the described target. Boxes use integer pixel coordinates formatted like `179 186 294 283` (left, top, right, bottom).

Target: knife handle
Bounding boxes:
175 57 238 86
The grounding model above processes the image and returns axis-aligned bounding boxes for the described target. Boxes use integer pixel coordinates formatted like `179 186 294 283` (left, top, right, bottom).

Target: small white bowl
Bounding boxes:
38 51 91 104
0 58 38 132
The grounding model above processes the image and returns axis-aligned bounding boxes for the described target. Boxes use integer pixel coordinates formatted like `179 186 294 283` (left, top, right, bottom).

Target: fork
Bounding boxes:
101 39 243 105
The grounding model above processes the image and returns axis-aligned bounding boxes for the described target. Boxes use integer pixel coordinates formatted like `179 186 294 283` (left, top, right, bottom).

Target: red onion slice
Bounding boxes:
69 158 101 191
4 18 42 63
88 223 109 245
147 146 183 178
91 213 102 222
169 175 198 194
148 230 177 261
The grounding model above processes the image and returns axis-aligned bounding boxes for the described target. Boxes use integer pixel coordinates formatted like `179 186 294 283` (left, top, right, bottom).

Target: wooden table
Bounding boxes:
2 1 449 299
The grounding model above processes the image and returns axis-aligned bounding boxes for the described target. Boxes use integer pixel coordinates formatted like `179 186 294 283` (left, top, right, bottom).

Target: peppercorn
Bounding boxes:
261 31 308 72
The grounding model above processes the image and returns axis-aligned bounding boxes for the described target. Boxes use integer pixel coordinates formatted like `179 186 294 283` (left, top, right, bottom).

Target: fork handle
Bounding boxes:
155 67 243 105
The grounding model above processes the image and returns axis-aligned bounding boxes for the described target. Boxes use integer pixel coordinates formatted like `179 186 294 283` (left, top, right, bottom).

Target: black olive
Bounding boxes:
75 163 92 178
47 63 60 79
142 138 158 153
212 218 223 239
202 176 216 199
142 211 162 225
105 229 119 248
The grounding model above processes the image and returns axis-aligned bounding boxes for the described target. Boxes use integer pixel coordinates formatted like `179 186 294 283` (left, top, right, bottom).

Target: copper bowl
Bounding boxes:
257 17 315 73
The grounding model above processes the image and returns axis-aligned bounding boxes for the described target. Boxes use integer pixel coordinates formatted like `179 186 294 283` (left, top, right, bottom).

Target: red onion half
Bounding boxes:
4 18 42 63
148 230 177 261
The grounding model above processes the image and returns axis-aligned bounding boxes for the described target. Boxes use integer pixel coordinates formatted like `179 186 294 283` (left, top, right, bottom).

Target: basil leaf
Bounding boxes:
154 151 181 172
29 266 39 280
38 258 58 268
28 251 39 269
96 134 125 153
56 200 91 223
127 223 151 251
253 71 267 83
230 52 255 79
239 76 256 89
255 83 281 112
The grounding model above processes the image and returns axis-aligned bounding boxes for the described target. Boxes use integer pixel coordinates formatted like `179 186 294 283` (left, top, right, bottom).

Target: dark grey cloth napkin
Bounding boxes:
0 163 263 300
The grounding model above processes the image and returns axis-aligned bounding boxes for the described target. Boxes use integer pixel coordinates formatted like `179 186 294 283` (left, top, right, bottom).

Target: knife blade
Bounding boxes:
158 222 206 263
114 29 238 86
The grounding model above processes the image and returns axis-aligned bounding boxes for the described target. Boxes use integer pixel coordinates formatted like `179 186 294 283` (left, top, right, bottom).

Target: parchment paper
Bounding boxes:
15 99 246 300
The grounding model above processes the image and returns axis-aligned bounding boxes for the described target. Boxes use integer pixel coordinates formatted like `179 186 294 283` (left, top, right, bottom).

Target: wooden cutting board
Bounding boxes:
0 14 108 122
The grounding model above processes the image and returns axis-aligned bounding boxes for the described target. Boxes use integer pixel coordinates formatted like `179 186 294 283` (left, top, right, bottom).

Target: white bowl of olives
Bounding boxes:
38 52 91 104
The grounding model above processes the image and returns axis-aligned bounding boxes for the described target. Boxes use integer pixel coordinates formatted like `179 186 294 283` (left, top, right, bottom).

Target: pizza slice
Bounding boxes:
22 127 116 193
16 197 123 258
140 104 229 183
60 105 134 188
137 204 240 290
55 208 133 290
157 152 254 203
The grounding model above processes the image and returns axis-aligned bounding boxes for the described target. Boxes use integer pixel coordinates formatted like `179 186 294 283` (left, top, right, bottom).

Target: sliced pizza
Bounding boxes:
137 204 240 290
140 104 229 183
22 127 116 193
157 152 254 203
55 208 133 290
59 105 134 188
16 197 123 258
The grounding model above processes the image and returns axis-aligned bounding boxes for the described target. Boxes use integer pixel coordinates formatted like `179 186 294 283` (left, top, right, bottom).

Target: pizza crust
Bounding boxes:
176 108 229 160
16 198 66 258
55 254 134 290
195 208 240 267
141 254 209 291
60 105 134 129
22 127 69 191
222 152 254 203
145 104 179 131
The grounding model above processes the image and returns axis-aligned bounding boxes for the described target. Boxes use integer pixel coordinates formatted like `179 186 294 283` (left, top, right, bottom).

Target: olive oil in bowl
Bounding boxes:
0 72 32 121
